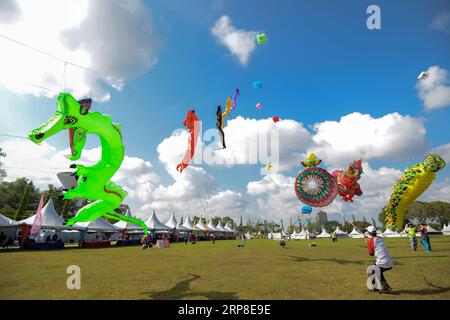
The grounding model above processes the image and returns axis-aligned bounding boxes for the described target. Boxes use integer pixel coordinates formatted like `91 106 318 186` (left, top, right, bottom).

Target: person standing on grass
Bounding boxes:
406 223 418 251
418 223 431 252
364 226 393 292
331 232 337 242
146 234 152 248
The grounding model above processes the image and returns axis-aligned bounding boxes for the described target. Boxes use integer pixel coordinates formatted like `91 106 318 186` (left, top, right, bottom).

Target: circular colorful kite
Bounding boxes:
294 153 338 207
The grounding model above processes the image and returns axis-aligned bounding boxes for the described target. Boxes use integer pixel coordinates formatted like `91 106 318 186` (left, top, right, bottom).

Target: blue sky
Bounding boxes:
0 0 449 222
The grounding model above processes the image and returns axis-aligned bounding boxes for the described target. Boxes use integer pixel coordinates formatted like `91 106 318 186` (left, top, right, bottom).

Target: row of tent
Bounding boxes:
0 198 237 234
268 224 450 240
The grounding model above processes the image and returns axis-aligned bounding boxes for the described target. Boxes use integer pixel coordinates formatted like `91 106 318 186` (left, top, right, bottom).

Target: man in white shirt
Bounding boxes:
365 226 394 292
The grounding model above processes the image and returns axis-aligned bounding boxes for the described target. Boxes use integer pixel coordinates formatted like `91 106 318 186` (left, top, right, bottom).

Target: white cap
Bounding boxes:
367 226 377 233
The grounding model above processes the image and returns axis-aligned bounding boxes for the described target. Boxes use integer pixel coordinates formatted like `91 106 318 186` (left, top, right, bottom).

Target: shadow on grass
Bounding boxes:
142 273 238 300
285 255 370 266
394 255 448 260
388 278 450 296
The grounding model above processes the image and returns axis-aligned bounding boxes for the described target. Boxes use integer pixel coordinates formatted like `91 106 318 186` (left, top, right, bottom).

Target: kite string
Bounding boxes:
0 33 107 77
338 204 364 235
62 62 67 92
0 133 28 140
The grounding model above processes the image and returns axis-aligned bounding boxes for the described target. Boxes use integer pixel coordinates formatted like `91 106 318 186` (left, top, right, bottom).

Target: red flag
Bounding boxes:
30 194 44 239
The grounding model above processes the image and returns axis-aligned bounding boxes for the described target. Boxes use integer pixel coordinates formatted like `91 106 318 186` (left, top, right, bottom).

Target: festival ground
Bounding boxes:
1 237 449 300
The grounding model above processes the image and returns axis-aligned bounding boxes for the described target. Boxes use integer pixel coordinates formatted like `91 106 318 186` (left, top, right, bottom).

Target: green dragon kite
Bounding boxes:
29 92 148 234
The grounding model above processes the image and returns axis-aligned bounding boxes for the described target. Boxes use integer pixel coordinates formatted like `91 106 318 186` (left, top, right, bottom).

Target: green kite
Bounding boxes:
29 92 148 234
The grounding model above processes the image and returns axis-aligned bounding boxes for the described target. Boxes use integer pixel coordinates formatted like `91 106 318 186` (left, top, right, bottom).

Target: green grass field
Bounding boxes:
1 237 449 300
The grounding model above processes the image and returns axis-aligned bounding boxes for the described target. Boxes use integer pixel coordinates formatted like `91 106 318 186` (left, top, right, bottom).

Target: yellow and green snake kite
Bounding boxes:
29 92 148 235
384 154 445 230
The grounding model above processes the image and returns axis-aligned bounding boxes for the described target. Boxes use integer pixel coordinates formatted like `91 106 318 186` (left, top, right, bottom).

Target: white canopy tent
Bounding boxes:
76 218 120 232
334 226 348 237
113 208 144 232
164 212 178 230
348 227 364 238
215 221 226 232
382 228 400 238
271 232 283 240
182 216 194 231
176 221 191 232
194 219 208 231
0 213 20 227
426 225 441 234
224 222 235 233
20 198 84 230
296 228 309 240
442 224 450 236
206 220 218 232
245 231 252 239
145 210 171 231
316 228 331 238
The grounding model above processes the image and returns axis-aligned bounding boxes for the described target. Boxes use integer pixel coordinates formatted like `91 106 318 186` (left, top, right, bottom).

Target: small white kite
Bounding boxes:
417 71 429 80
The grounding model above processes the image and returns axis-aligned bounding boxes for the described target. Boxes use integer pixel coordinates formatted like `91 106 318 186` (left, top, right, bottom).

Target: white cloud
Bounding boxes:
157 116 312 173
416 66 450 110
308 112 428 168
430 10 450 34
0 0 161 102
420 177 450 202
0 0 21 23
211 15 257 66
1 139 69 186
433 143 450 163
210 117 312 172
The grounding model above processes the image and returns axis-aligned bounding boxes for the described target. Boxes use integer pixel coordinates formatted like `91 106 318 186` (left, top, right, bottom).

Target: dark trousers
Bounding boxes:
378 266 392 286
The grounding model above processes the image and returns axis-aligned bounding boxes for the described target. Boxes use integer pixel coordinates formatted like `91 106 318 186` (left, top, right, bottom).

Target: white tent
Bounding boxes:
206 220 218 232
76 218 120 232
20 198 83 230
348 227 364 238
382 228 399 238
271 232 283 240
334 226 348 237
113 208 144 231
224 222 235 233
0 213 20 227
316 228 331 238
442 224 450 236
182 216 194 231
164 212 178 230
296 228 309 240
145 210 171 231
215 221 226 232
244 231 252 239
194 219 208 231
176 221 191 232
426 225 441 234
